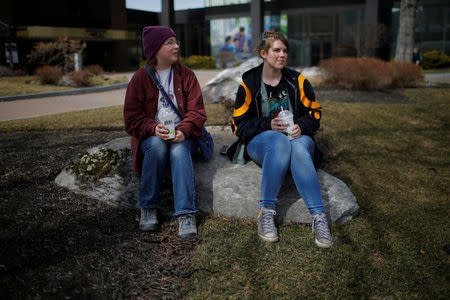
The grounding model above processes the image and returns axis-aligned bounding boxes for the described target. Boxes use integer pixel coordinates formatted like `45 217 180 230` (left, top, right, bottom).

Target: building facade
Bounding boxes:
1 0 449 71
0 0 153 71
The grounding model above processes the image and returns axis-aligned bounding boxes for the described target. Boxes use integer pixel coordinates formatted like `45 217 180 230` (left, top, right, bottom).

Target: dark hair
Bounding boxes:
225 36 232 43
239 27 245 32
259 31 289 57
148 56 158 68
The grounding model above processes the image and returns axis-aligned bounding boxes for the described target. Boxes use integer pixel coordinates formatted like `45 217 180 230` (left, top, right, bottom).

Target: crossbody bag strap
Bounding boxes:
144 64 184 120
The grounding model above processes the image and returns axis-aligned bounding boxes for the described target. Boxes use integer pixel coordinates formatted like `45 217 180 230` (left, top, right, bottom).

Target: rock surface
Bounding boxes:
55 129 359 224
201 57 263 103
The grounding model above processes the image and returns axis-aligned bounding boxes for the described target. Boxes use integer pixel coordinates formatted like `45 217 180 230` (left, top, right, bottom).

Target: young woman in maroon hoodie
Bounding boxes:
124 26 207 240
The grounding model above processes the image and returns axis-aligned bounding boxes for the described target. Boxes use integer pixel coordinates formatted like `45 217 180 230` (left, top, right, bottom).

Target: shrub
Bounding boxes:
27 37 86 73
180 55 216 69
0 65 13 77
83 64 103 76
35 66 64 84
68 70 93 87
422 50 450 69
319 57 393 90
319 57 424 90
391 62 423 88
13 69 26 76
89 75 105 86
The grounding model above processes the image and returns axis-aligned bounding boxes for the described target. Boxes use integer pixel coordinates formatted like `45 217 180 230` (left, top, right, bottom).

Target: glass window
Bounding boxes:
205 0 249 7
210 17 251 56
424 6 444 41
340 11 357 44
337 10 360 57
310 16 333 33
287 13 310 66
287 13 303 39
204 0 271 7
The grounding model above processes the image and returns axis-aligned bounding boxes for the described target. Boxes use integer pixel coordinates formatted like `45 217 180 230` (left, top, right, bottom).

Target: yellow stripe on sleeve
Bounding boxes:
298 74 321 111
233 83 252 117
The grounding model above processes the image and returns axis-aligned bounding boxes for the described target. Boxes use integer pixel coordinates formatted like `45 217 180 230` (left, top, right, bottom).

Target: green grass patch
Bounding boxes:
0 76 72 97
186 88 450 298
90 75 129 86
0 103 227 131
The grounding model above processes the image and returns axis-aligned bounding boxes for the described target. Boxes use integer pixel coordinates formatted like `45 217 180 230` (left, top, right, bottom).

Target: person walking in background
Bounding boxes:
234 27 249 53
227 31 333 248
412 48 421 66
218 35 237 68
124 26 207 240
233 38 240 53
221 36 235 52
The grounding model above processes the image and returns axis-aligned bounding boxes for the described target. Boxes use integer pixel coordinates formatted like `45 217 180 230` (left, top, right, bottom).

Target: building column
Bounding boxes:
161 0 175 29
251 0 264 56
110 0 128 71
184 24 192 57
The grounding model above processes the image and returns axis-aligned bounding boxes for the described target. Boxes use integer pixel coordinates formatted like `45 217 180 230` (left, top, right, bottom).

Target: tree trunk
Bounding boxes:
394 0 418 62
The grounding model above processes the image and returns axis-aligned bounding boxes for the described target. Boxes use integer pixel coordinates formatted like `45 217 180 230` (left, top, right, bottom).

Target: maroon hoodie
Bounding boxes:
124 61 207 173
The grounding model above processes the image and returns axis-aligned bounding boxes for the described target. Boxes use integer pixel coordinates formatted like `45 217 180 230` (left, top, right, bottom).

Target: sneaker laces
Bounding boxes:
261 209 276 233
143 209 154 218
313 213 332 241
179 215 193 229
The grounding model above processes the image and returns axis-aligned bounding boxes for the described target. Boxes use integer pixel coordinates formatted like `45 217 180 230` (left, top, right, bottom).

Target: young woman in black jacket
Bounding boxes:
228 31 332 247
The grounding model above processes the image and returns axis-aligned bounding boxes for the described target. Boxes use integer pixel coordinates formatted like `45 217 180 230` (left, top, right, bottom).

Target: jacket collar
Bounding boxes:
146 58 183 74
242 62 300 94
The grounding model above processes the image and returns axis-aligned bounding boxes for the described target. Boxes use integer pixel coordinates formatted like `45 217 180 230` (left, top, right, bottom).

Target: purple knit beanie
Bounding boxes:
142 26 176 60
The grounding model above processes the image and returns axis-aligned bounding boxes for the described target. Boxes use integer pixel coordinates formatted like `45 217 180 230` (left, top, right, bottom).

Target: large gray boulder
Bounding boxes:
54 137 139 208
201 57 263 103
55 128 359 224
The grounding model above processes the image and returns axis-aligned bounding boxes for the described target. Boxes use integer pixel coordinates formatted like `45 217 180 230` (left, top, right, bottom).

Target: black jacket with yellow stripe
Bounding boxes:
231 63 322 143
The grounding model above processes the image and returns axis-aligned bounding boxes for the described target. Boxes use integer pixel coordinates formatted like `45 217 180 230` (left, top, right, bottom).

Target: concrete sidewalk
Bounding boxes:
0 70 220 122
424 72 450 83
1 69 448 122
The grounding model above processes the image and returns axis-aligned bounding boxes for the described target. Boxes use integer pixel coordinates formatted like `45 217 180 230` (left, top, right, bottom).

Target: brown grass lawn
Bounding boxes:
0 87 448 298
0 76 72 97
0 75 129 97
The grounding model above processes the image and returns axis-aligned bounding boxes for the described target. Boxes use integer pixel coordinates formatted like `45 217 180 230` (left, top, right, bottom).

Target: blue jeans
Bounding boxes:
246 131 324 215
138 136 198 216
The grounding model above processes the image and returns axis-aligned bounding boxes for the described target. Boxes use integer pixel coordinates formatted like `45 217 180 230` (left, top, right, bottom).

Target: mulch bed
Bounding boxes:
0 87 414 299
0 130 199 299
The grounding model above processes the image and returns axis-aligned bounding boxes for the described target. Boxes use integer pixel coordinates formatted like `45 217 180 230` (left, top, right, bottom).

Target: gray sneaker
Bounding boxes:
139 208 158 231
257 208 278 242
312 212 333 248
178 214 197 240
